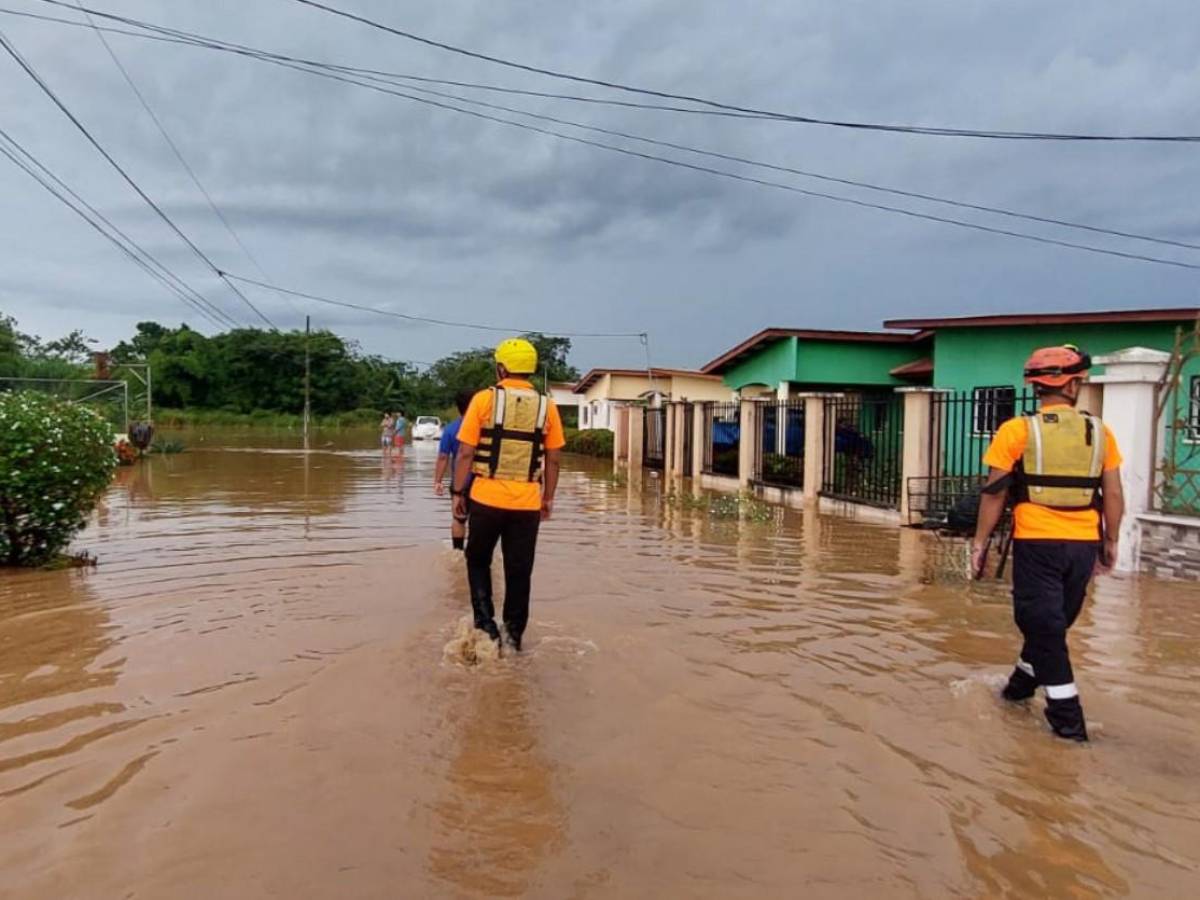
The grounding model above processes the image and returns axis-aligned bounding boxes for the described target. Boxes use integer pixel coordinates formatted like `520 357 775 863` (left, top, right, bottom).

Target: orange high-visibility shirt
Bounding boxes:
982 406 1122 541
458 379 566 511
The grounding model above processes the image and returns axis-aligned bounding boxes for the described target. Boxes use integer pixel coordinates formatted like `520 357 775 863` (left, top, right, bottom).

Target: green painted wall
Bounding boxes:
931 321 1200 487
723 337 796 390
793 341 924 387
932 323 1182 391
722 336 925 390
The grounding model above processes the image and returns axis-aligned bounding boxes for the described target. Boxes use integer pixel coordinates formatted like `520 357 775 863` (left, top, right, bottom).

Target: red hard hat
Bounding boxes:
1024 345 1091 388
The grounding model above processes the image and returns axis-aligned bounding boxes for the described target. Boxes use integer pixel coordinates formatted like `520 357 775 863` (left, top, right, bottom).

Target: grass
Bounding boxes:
154 407 381 429
665 489 777 522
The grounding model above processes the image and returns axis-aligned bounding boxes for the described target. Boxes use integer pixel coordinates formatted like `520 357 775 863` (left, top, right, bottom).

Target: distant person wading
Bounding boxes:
972 345 1125 743
452 338 565 651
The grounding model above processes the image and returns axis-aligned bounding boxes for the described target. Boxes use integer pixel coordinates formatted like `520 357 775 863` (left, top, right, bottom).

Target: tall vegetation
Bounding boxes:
1 315 580 419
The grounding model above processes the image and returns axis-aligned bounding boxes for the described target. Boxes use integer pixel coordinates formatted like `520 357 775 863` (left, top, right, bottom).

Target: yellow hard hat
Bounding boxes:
495 337 538 374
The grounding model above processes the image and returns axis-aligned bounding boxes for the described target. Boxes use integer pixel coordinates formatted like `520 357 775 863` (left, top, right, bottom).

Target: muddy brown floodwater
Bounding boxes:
2 431 1199 898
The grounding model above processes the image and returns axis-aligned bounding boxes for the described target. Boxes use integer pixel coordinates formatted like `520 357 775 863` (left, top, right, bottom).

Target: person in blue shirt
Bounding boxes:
433 390 478 550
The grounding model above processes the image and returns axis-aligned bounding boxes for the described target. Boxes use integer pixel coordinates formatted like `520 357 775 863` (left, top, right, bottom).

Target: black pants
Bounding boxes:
465 502 541 640
1011 540 1098 692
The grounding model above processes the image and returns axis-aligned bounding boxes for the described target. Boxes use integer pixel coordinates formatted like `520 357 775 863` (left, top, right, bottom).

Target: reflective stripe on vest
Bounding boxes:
1019 408 1104 510
472 387 548 483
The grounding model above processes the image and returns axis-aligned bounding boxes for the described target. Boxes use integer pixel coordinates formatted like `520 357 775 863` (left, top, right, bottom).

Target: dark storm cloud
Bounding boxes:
2 0 1198 369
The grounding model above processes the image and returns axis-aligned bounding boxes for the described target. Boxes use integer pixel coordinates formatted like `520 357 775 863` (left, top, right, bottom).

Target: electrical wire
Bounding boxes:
71 1 292 317
7 4 779 120
220 272 649 338
289 0 1200 143
12 3 1199 253
0 130 231 329
0 28 278 329
218 51 1200 271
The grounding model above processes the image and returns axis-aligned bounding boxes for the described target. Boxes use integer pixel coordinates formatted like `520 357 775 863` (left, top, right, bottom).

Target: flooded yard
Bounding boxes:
1 433 1198 898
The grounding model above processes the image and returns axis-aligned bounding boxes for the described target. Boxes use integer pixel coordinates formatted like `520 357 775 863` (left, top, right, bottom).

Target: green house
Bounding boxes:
885 308 1200 507
701 328 931 395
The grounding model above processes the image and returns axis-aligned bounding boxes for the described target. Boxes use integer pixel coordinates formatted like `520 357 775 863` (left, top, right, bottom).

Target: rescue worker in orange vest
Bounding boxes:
972 345 1124 742
451 338 565 651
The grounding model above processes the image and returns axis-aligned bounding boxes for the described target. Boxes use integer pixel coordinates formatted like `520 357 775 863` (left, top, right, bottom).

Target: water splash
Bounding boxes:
442 615 502 667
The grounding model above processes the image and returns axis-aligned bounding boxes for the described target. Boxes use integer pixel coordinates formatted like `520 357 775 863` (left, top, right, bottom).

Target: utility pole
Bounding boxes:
303 315 311 451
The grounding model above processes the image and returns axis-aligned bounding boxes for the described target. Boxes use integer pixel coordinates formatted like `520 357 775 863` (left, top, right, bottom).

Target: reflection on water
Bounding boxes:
0 429 1198 897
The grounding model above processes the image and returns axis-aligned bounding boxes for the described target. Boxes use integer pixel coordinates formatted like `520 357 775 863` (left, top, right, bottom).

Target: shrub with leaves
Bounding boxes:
0 392 117 566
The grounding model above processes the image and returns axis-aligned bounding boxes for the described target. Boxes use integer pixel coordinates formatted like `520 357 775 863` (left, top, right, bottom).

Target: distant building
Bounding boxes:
572 368 732 430
548 380 581 428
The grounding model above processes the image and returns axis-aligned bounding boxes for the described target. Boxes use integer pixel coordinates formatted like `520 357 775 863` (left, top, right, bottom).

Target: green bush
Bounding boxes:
563 427 614 457
0 392 117 566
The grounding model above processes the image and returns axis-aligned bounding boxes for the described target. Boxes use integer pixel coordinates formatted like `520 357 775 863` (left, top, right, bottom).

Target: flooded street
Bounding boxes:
2 433 1199 898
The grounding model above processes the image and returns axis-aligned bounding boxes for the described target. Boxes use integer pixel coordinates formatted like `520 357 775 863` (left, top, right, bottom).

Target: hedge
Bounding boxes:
0 392 116 566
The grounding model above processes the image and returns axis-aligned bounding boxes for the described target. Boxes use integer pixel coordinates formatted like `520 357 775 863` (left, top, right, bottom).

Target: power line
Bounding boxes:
71 2 283 297
0 28 278 329
8 4 780 121
14 4 1199 255
0 130 232 329
215 48 1200 271
221 272 649 338
290 0 1200 143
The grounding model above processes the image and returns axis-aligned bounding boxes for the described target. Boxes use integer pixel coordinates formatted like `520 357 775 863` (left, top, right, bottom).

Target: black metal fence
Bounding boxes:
644 406 666 470
821 393 903 508
702 401 741 477
908 387 1036 526
754 398 805 488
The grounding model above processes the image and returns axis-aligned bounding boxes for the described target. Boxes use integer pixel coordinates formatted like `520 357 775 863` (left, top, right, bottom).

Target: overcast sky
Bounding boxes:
1 0 1198 371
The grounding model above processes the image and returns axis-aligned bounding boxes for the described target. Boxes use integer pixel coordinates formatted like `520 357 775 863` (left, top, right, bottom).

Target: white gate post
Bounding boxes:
1091 347 1172 572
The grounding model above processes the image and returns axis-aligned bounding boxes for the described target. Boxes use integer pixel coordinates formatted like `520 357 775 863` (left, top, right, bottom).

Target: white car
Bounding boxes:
412 416 443 441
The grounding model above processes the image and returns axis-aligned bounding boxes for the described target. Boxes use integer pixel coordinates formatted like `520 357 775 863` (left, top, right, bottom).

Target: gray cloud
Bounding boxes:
2 0 1198 370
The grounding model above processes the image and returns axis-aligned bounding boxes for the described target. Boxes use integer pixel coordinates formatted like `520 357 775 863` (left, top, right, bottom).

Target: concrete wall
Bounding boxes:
723 337 797 391
1137 514 1200 581
721 335 926 392
793 340 925 387
932 323 1193 393
672 374 735 402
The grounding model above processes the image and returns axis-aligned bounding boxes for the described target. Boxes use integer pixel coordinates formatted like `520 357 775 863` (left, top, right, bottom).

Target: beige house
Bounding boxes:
573 368 732 430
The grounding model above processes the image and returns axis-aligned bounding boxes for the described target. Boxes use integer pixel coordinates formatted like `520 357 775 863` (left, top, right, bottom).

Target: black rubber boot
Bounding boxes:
1001 667 1038 702
1044 697 1089 742
478 620 501 642
501 625 522 653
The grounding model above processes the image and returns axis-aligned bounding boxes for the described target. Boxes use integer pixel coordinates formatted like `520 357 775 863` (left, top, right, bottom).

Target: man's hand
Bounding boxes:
453 494 467 521
1097 537 1118 575
969 540 989 580
434 481 446 497
540 498 554 521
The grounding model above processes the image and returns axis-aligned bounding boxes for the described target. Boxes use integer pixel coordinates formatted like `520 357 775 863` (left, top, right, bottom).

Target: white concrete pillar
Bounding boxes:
776 381 791 401
738 399 758 487
666 402 682 476
628 406 645 470
800 394 832 501
692 402 706 478
613 405 629 464
1091 347 1172 572
898 388 945 524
